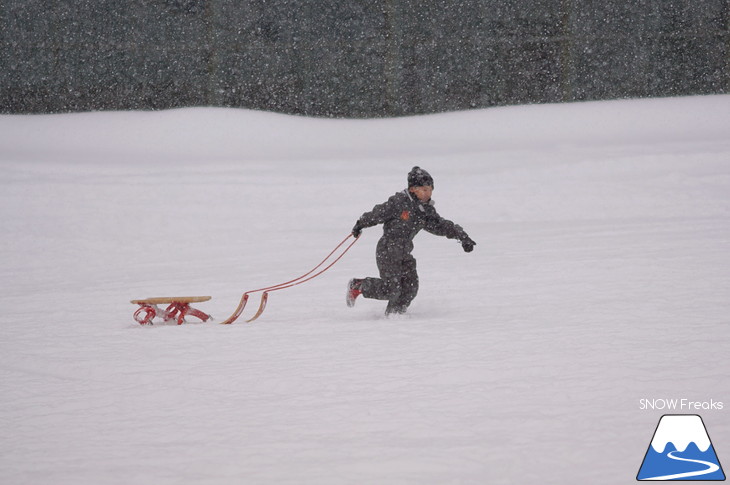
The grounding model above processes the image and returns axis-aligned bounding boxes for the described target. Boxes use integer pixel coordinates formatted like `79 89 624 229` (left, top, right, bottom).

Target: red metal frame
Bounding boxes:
133 302 211 325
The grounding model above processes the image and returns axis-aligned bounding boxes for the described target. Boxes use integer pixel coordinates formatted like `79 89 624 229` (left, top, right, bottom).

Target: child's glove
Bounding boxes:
352 222 364 238
461 236 476 252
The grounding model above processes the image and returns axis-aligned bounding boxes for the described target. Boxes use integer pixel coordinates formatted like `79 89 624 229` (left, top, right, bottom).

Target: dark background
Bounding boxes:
1 0 728 117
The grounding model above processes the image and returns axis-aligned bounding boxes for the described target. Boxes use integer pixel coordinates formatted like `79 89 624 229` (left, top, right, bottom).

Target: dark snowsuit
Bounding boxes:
354 189 471 314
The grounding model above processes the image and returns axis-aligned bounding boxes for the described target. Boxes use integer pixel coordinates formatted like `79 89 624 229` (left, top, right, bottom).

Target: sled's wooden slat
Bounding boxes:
130 296 211 305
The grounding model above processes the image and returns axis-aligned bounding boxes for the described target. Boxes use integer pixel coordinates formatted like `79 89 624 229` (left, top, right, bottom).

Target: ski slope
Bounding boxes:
1 95 729 484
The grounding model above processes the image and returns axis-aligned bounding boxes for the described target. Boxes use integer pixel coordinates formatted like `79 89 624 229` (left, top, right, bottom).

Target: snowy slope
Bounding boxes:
1 95 729 485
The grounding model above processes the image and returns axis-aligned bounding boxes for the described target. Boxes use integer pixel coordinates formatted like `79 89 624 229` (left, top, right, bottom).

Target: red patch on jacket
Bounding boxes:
400 210 410 221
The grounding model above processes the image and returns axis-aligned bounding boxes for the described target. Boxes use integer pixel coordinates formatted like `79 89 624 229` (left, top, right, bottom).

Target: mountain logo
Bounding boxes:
637 414 725 481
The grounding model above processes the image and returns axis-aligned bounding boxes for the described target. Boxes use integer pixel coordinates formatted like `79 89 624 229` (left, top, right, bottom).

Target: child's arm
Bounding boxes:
352 194 401 237
424 211 476 252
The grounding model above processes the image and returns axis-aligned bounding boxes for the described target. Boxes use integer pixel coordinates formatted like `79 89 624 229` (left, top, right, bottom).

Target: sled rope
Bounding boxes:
220 233 358 324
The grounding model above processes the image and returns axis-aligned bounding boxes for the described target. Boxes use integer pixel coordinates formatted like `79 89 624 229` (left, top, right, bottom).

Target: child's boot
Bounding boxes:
346 279 363 307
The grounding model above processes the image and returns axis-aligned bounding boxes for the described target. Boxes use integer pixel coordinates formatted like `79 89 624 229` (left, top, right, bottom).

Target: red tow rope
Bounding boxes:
220 233 358 324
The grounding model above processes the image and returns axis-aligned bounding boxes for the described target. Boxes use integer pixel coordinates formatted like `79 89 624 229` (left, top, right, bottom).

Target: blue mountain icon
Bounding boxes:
637 415 725 481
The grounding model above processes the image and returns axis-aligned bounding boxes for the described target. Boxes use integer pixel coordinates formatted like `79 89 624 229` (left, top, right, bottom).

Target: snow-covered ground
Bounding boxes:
1 95 729 484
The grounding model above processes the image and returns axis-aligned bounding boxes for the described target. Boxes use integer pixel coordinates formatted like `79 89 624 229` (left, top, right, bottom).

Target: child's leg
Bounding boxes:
361 265 403 303
361 243 407 307
379 255 418 315
393 255 418 312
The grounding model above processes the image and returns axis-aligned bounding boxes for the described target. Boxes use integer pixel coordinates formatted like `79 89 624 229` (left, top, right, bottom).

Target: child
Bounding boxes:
347 166 476 315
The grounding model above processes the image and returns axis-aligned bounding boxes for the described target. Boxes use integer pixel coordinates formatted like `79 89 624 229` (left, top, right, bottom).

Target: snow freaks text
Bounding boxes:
639 399 724 411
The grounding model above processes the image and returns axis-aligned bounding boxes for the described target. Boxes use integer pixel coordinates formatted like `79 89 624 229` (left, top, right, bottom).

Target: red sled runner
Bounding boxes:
131 296 212 325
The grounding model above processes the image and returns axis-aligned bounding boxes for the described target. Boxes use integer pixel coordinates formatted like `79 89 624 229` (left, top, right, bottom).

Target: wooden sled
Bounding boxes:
131 296 212 325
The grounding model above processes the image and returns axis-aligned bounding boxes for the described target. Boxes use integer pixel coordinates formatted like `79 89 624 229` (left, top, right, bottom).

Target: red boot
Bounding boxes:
346 279 363 307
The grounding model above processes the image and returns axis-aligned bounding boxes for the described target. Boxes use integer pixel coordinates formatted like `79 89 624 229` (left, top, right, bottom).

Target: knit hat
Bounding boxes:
407 166 434 188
